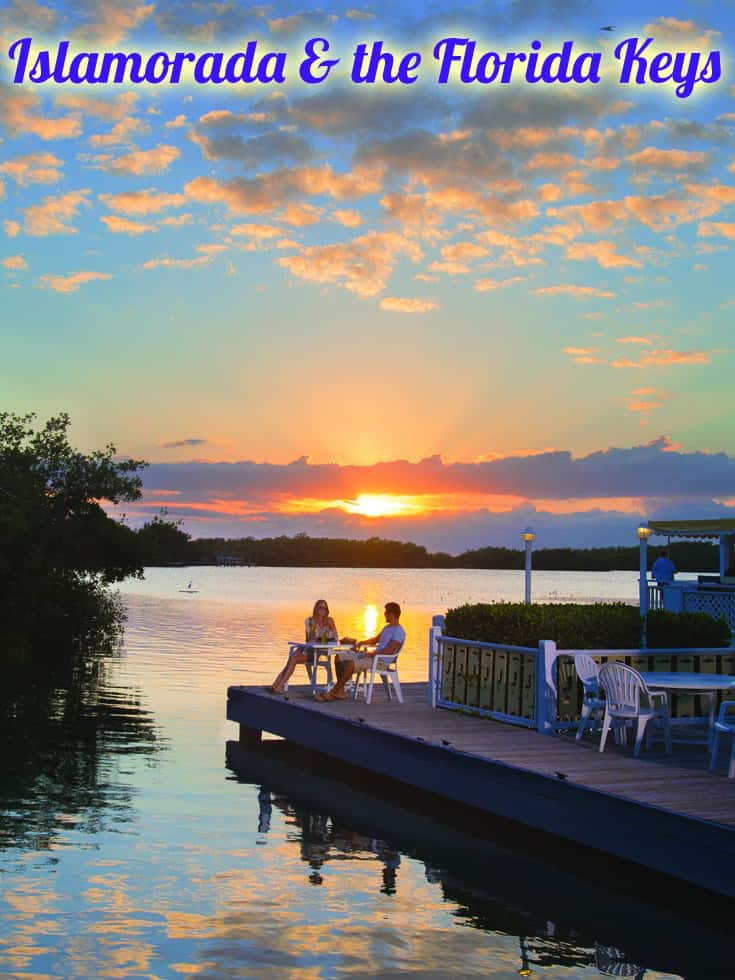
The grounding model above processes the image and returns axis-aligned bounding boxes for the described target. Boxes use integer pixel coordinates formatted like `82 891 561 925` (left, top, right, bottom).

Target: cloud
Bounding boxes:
22 190 91 236
184 165 382 215
281 202 323 227
0 152 63 187
380 297 438 313
159 438 209 448
93 144 180 176
142 255 213 270
267 10 337 35
73 1 155 43
2 254 28 270
698 222 735 241
627 147 710 175
39 270 111 292
565 240 643 269
99 189 186 215
534 284 615 298
474 276 523 292
278 231 422 297
137 438 735 520
613 349 713 368
55 91 139 121
0 88 80 140
88 116 150 147
563 346 604 365
101 215 158 235
617 336 656 346
190 125 313 168
230 223 283 240
331 209 362 228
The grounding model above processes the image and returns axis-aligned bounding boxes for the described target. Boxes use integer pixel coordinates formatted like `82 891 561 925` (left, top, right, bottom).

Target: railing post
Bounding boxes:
428 615 444 707
536 639 557 734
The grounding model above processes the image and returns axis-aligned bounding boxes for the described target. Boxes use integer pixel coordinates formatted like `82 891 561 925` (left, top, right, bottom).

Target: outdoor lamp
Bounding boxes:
522 527 535 604
637 523 651 647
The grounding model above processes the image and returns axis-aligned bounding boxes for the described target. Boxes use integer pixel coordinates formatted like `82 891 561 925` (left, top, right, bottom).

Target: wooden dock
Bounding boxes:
227 681 735 899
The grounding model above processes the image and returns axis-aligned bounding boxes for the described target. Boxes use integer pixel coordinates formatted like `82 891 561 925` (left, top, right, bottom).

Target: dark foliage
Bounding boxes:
444 602 731 649
0 412 146 645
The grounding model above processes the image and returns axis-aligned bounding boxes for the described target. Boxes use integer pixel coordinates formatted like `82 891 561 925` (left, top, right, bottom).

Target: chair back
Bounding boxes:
599 662 644 714
574 653 600 698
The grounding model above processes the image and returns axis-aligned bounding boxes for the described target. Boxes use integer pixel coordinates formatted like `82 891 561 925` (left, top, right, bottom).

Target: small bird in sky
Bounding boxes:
601 25 615 31
441 739 451 746
555 771 569 781
358 717 366 724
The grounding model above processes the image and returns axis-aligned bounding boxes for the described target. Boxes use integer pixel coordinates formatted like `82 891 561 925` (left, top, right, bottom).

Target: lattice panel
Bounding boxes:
683 591 735 630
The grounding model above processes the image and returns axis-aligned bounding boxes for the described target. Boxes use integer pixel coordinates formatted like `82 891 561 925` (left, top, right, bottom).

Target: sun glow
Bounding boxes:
342 494 427 518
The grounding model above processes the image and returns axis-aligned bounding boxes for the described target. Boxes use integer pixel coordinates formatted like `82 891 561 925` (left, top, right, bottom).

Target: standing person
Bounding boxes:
651 550 676 586
316 602 405 702
268 599 338 694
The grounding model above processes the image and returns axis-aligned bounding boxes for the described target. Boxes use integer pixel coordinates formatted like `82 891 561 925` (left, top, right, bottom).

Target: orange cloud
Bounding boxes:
380 297 438 313
566 240 642 269
2 255 28 271
101 215 158 235
99 189 186 215
535 284 615 298
0 152 63 185
281 202 323 227
74 2 154 43
279 231 422 297
40 270 111 292
55 91 139 121
97 144 180 176
698 222 735 240
88 117 150 147
331 209 362 228
184 165 382 215
22 190 91 236
0 88 80 140
474 276 523 292
627 147 710 173
230 223 283 240
142 256 213 270
617 336 656 345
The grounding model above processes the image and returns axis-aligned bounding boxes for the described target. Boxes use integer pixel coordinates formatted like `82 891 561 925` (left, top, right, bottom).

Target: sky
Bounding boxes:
1 0 734 550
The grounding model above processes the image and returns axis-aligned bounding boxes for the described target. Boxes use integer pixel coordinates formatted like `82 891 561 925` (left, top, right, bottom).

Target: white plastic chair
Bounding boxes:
352 646 404 704
598 663 672 757
574 654 605 740
709 700 735 778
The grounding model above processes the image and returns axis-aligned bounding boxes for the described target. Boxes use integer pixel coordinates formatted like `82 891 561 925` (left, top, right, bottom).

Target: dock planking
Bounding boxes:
227 681 735 898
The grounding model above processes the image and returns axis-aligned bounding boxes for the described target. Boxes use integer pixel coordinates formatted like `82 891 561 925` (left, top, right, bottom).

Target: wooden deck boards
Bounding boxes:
227 680 735 898
253 682 735 826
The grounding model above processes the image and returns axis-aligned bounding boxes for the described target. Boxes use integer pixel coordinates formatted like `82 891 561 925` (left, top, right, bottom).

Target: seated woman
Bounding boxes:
267 599 338 694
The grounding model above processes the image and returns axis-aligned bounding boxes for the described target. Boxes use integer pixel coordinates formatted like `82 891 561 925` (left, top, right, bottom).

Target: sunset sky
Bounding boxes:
2 0 735 550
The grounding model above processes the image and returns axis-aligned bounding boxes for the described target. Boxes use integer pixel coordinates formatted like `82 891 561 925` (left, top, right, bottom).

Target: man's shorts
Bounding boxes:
337 651 374 672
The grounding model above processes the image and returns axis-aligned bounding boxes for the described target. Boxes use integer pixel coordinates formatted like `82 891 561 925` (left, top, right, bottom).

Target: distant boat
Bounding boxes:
179 580 198 593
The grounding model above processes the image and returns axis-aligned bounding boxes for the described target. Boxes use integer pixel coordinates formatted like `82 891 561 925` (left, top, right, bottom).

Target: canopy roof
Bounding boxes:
647 519 735 539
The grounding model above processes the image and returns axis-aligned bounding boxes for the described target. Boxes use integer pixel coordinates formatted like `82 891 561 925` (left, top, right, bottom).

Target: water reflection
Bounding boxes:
228 739 733 979
0 636 163 857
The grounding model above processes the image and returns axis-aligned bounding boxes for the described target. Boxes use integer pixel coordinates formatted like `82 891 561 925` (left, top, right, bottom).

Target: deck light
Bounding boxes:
522 527 535 604
637 524 652 540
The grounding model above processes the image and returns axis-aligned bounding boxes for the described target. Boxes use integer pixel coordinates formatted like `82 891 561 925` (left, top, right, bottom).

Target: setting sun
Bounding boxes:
342 494 427 518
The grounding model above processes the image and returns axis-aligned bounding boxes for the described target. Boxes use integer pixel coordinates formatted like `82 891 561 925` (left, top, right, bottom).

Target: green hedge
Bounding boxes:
443 602 731 649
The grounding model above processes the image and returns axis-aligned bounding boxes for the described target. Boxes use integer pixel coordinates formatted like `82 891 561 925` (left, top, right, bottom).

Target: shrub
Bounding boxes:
443 602 731 649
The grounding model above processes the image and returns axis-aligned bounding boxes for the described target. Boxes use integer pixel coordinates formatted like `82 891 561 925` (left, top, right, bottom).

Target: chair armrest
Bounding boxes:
373 653 398 667
716 700 735 725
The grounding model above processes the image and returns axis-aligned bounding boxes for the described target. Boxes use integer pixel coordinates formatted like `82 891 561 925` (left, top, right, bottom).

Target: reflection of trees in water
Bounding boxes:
255 786 648 977
0 636 162 853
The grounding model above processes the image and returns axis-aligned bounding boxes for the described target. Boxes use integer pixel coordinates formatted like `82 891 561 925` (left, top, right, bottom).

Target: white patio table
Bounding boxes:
640 671 735 750
285 641 357 693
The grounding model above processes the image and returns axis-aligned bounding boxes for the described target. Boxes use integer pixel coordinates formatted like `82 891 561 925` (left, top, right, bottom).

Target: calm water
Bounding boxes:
0 567 728 979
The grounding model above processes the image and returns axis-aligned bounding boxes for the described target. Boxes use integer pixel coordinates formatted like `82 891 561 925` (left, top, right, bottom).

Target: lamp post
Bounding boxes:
637 524 652 647
522 527 535 604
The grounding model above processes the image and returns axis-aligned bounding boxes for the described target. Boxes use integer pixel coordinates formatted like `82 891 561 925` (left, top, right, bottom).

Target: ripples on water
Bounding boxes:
0 567 727 977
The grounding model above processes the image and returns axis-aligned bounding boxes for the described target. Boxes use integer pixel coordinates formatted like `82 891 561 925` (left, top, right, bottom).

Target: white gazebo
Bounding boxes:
638 519 735 632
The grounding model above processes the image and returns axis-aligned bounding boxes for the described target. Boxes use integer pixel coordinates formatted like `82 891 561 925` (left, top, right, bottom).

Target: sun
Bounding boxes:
342 494 426 518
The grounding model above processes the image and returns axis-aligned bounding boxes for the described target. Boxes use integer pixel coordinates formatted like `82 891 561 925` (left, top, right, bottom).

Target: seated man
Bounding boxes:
651 550 676 586
315 602 405 702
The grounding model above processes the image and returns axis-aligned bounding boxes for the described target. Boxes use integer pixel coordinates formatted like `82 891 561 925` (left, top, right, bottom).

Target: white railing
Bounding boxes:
427 616 735 735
